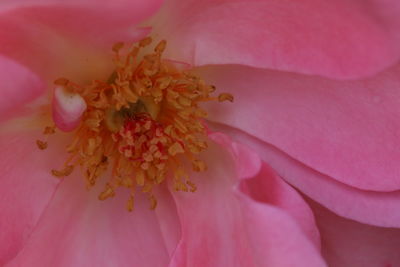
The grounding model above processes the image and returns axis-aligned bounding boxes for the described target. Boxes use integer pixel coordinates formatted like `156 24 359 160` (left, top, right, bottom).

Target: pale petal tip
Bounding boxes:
52 86 86 132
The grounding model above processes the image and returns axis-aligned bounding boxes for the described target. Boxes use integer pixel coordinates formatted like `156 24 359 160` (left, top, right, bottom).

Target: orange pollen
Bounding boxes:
41 37 233 211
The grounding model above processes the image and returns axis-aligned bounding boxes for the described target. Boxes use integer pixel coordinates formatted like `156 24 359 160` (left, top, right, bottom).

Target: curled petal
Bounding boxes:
310 200 400 267
214 123 400 228
212 132 321 247
199 64 400 192
169 133 325 267
52 86 86 132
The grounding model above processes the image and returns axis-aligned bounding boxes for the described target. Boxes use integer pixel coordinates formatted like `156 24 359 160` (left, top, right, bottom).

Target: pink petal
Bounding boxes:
0 130 61 265
0 0 162 80
5 173 178 267
239 158 322 248
169 133 326 267
309 200 400 267
153 186 182 258
211 132 262 180
197 65 400 192
212 132 321 247
214 124 400 228
52 86 87 132
0 55 45 122
4 1 159 46
153 0 400 79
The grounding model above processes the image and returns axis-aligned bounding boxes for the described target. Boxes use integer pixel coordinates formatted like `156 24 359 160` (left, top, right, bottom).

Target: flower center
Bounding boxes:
38 37 233 211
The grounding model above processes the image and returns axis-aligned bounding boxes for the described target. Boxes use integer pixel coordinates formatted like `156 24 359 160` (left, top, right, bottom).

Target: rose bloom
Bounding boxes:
1 0 400 266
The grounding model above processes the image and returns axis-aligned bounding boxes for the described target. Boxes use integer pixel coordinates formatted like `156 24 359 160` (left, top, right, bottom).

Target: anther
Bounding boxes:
43 126 56 135
149 194 157 210
136 170 145 186
139 37 152 47
218 93 234 102
36 140 48 150
168 142 185 156
209 85 216 92
154 40 167 54
54 77 69 86
126 195 134 212
186 180 197 192
51 165 74 177
112 42 124 53
98 183 115 200
192 159 207 172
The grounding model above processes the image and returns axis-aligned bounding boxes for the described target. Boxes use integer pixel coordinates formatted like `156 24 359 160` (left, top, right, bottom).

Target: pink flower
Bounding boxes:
0 1 399 267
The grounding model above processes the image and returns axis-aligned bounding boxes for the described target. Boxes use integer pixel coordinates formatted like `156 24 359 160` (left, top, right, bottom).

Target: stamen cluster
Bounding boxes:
39 37 233 210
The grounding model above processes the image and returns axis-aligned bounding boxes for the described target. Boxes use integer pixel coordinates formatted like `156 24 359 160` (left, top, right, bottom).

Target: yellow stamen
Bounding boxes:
51 165 74 177
218 93 234 102
36 140 48 150
98 183 115 200
54 77 69 86
126 194 134 212
40 37 233 211
43 126 56 135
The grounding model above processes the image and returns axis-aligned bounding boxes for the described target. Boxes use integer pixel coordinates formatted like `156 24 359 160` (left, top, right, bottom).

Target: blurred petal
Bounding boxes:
153 0 400 79
5 173 177 267
0 130 61 265
169 133 325 267
198 64 400 192
0 0 162 37
0 0 162 80
309 200 400 267
0 56 45 122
